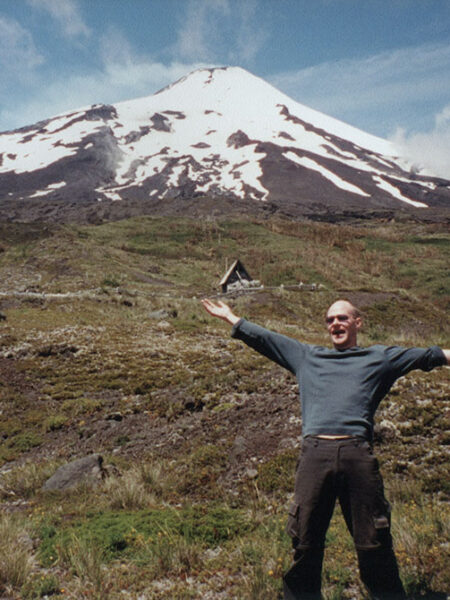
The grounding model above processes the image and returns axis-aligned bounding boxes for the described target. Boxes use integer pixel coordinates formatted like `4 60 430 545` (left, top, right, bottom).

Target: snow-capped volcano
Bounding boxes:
0 67 449 222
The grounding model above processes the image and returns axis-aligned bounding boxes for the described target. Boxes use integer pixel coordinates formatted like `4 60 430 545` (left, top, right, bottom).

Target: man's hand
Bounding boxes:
201 299 241 326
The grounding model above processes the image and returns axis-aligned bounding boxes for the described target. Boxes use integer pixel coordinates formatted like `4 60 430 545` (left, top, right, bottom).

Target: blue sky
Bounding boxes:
1 0 450 176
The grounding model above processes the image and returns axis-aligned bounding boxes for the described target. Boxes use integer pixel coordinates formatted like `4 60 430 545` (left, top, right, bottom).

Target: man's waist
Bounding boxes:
304 434 369 446
301 421 372 441
314 434 353 440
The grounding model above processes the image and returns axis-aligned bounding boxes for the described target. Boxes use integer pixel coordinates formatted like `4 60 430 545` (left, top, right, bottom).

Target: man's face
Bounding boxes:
326 301 362 350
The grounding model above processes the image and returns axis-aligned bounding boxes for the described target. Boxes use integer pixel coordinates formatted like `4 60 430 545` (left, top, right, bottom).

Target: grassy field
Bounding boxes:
0 215 449 599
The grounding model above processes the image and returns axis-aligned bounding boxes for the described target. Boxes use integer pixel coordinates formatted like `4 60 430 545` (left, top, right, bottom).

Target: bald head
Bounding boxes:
327 300 361 319
326 299 362 350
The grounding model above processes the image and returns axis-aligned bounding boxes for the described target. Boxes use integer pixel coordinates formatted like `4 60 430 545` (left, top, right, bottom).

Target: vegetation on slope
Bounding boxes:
0 216 448 599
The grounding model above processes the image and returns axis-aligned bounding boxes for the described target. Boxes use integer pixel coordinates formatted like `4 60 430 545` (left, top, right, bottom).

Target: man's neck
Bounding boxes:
333 344 358 351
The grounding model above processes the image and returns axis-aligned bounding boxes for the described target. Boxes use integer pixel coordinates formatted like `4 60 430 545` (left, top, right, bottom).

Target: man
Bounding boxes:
201 298 449 599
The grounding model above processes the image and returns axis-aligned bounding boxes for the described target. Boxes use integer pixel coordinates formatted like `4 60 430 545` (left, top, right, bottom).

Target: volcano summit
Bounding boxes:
1 67 449 222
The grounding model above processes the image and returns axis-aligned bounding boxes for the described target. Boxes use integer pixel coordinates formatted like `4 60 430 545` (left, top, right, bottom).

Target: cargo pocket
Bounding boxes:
286 502 301 539
373 514 392 548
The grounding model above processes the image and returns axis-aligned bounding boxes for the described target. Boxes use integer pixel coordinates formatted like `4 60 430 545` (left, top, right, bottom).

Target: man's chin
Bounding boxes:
332 335 348 348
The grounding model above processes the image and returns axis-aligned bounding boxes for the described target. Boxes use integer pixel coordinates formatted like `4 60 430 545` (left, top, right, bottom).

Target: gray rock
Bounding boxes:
148 308 177 320
42 454 105 491
230 435 248 460
246 468 258 479
374 419 399 442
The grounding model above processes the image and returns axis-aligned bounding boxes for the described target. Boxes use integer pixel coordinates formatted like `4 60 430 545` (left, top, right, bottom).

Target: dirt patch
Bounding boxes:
0 357 41 403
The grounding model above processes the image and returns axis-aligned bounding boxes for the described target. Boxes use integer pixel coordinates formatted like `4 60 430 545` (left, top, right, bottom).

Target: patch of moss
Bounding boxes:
6 431 43 452
257 449 298 493
175 444 229 497
38 505 253 565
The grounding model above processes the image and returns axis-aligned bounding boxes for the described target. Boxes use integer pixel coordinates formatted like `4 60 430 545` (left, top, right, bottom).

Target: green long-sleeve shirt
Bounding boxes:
231 319 446 440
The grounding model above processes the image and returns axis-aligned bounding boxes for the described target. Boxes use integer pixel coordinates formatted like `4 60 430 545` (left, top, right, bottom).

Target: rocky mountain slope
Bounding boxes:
1 67 449 223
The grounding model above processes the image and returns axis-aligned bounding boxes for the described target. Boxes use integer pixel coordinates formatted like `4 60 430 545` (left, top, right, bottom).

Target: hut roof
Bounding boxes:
219 259 251 286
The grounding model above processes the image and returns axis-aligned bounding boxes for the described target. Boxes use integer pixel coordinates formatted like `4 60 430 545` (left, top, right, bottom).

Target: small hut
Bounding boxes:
219 259 259 293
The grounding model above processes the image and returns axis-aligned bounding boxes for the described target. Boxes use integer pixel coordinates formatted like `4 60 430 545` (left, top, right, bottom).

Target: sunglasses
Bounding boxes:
325 315 350 325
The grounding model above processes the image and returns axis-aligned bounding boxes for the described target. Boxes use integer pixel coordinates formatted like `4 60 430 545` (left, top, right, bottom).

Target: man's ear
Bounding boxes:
355 317 363 331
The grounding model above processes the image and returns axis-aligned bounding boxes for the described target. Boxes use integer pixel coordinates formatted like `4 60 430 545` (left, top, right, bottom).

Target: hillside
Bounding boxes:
0 215 449 599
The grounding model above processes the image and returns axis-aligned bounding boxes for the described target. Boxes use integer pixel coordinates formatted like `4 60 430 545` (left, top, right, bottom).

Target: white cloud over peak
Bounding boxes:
175 0 229 62
174 0 267 64
229 0 268 63
27 0 90 38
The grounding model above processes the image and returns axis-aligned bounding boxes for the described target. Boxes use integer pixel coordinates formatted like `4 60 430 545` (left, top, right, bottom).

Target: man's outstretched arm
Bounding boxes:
201 298 305 373
201 299 241 326
443 349 450 365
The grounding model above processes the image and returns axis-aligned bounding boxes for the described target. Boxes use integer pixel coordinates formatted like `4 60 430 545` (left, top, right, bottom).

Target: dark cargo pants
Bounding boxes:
283 436 406 600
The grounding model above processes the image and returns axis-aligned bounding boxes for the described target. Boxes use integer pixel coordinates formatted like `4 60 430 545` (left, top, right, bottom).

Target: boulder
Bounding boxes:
42 454 105 491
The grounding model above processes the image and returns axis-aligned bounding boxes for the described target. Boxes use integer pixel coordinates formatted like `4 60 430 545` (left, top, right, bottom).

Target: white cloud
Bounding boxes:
0 0 269 132
0 15 44 78
99 26 135 67
174 0 267 64
390 106 450 179
27 0 90 38
94 27 208 102
0 11 211 132
270 42 450 135
0 54 206 131
230 0 268 63
270 42 450 179
436 105 450 128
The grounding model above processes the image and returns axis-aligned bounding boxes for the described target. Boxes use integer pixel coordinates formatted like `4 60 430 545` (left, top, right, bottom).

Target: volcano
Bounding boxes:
0 66 449 223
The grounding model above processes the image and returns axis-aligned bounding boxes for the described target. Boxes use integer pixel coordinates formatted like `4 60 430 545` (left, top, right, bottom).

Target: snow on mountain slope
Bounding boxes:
0 66 449 220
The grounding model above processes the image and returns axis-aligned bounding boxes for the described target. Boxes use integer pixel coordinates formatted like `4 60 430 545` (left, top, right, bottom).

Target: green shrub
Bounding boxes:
60 397 103 416
44 414 67 431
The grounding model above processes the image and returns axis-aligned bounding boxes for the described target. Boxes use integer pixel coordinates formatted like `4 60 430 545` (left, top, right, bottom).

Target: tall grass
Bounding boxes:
57 533 108 596
392 499 450 595
0 460 60 500
0 514 35 591
102 468 156 510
